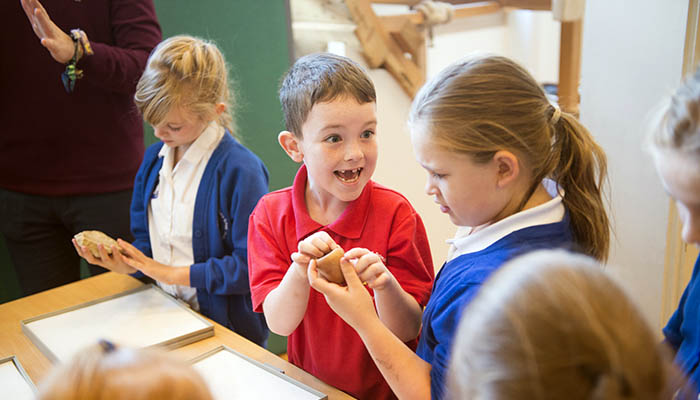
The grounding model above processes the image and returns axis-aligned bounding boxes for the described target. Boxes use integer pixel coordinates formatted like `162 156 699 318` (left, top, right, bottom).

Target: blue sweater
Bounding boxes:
131 134 269 346
416 218 573 399
664 255 700 398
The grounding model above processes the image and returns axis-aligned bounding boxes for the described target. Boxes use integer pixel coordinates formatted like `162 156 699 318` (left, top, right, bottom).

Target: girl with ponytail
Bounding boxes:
308 54 610 399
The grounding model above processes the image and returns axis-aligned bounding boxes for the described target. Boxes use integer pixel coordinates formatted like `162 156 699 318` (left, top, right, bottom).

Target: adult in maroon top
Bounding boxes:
0 0 161 295
249 165 435 399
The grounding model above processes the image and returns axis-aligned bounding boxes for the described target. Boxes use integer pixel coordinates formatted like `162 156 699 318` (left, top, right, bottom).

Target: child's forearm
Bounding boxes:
358 315 432 400
374 281 423 342
262 262 311 336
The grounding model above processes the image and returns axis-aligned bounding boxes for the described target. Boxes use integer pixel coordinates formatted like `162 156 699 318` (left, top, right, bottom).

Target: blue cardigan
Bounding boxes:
131 134 269 346
416 217 573 400
664 255 700 398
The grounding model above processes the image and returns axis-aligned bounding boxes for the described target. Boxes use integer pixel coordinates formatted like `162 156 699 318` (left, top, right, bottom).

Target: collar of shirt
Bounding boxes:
446 179 565 261
157 121 224 176
291 164 373 241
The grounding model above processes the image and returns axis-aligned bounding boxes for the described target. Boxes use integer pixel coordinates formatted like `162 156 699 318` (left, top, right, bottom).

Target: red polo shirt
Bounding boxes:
248 165 434 400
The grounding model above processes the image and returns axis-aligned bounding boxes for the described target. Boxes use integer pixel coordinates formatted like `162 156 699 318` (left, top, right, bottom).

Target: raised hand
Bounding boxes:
20 0 74 63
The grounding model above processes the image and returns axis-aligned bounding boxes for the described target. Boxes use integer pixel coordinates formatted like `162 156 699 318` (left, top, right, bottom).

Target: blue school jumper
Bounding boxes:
130 133 269 346
664 255 700 398
416 217 573 399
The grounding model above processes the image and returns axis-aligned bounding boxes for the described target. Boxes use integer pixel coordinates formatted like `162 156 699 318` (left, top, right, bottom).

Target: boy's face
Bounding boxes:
295 97 378 206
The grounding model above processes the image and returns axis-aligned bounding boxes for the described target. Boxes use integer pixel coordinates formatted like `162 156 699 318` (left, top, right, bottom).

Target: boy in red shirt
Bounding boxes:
248 53 434 399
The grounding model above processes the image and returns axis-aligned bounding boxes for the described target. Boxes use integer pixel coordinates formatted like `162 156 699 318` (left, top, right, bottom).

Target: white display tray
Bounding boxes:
0 356 36 400
191 345 327 400
22 284 214 363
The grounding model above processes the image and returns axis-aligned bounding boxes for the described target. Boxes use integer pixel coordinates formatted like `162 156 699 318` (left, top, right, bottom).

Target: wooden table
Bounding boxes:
0 272 354 399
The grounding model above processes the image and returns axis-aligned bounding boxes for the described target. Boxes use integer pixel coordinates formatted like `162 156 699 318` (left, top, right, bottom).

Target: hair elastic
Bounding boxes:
98 339 116 353
61 29 93 93
550 103 562 125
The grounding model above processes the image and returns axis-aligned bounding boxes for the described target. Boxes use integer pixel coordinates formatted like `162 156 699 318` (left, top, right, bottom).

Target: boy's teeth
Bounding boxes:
335 168 361 182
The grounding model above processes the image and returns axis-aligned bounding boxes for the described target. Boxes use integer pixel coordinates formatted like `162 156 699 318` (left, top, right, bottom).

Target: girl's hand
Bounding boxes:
117 239 188 286
20 0 74 63
72 238 137 274
291 231 338 279
308 258 378 331
344 248 394 291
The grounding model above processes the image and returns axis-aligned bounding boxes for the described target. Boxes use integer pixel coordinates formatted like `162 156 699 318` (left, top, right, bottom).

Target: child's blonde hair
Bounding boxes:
448 250 677 400
279 53 376 138
135 35 236 137
650 68 700 156
409 55 609 261
37 341 213 400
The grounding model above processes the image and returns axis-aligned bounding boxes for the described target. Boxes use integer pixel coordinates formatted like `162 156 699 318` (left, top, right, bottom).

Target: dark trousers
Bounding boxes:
0 188 134 296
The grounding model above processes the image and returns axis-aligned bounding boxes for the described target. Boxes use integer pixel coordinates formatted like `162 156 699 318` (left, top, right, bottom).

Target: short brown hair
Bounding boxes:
279 53 376 138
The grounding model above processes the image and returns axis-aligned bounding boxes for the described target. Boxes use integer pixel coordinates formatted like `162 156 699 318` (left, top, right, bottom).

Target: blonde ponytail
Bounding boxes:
551 112 610 261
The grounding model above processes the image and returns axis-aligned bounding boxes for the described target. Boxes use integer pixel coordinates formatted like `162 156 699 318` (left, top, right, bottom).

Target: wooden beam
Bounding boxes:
390 19 427 81
558 19 582 115
499 0 551 11
378 1 501 27
370 0 420 4
347 0 425 96
372 0 550 9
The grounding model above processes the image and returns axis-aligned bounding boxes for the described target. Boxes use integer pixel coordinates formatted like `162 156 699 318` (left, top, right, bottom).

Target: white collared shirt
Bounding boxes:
148 122 225 310
446 179 565 262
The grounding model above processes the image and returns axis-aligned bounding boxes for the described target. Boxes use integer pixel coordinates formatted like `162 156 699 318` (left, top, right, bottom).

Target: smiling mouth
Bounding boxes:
334 168 362 183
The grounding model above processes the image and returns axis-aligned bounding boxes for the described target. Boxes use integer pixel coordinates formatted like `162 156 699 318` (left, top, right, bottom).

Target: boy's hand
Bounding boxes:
308 257 378 331
291 231 338 279
344 248 394 291
72 238 137 274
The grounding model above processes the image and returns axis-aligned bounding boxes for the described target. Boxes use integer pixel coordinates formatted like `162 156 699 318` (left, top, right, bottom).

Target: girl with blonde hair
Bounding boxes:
448 250 676 400
652 66 700 399
38 341 213 400
73 35 269 345
309 54 610 399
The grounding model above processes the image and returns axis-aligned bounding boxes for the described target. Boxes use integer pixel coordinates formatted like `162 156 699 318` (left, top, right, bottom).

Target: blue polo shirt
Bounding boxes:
664 255 700 398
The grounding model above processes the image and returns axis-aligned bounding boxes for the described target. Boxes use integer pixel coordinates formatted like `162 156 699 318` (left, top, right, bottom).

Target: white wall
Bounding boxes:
579 0 688 328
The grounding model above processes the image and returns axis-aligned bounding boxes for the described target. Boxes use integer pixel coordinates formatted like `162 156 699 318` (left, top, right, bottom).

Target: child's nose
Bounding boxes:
344 141 363 161
424 179 436 195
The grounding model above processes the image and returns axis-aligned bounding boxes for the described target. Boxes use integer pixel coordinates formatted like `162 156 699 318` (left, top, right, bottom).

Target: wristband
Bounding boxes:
61 29 93 93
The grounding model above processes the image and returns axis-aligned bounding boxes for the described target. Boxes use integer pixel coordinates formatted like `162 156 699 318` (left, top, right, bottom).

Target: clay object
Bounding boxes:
316 247 346 285
74 230 122 258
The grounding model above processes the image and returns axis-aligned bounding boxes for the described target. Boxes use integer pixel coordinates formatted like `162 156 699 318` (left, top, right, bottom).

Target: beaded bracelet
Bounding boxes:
61 29 93 93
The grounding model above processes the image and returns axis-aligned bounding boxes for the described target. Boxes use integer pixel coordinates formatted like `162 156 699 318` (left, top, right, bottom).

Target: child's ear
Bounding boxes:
278 131 304 163
214 102 226 115
493 150 519 187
